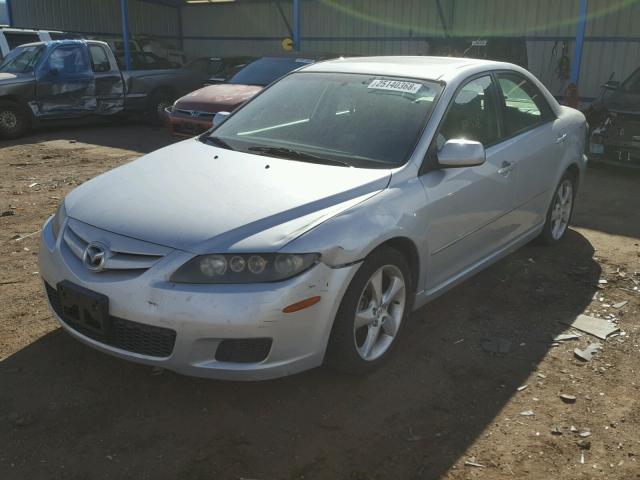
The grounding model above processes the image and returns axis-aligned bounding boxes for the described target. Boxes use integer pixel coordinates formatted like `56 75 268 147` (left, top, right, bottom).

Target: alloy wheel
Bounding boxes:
550 179 573 240
353 264 406 361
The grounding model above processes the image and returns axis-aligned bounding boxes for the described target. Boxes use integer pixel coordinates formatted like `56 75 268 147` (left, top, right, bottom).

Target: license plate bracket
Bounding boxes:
57 280 109 337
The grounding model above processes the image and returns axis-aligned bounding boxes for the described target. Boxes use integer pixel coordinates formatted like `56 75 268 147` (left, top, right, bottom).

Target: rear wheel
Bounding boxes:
325 247 412 374
148 90 175 126
538 172 576 245
0 101 29 139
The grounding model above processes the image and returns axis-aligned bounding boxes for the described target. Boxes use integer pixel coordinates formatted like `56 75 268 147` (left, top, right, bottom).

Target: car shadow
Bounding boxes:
0 230 599 480
2 118 180 154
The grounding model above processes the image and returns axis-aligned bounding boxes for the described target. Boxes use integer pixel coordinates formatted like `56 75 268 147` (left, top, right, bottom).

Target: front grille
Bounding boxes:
63 223 165 272
215 338 272 363
175 108 215 119
46 283 176 358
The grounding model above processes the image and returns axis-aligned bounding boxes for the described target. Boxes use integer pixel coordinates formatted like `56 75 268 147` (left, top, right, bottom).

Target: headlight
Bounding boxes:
51 202 67 239
170 253 319 284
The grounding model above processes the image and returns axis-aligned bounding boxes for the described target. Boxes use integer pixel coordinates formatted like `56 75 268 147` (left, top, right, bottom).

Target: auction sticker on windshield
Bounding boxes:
368 79 422 94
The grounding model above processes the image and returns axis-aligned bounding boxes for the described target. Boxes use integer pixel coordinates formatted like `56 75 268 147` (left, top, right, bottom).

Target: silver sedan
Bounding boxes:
38 56 587 380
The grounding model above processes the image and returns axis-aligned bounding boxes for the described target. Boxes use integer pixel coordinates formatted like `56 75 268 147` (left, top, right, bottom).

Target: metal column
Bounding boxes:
293 0 301 52
570 0 588 85
120 0 132 70
5 0 13 26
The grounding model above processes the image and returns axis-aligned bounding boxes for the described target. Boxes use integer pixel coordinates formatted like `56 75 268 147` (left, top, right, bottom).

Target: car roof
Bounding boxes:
12 39 107 49
303 55 510 82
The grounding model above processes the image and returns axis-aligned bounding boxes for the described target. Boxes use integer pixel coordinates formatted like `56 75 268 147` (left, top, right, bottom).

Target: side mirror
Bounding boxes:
437 139 486 168
602 80 620 91
213 111 230 127
49 67 59 76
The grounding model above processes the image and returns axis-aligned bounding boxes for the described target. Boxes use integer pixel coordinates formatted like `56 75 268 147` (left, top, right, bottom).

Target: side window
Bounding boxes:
497 72 554 136
46 45 91 75
5 33 40 50
89 45 111 73
437 75 500 149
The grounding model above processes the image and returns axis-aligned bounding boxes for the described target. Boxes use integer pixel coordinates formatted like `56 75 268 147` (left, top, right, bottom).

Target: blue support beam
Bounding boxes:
120 0 132 70
177 4 183 50
293 0 301 51
6 0 13 26
570 0 588 85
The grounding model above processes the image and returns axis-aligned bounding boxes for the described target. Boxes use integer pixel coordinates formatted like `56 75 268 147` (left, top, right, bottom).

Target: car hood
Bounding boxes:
174 84 263 112
65 139 391 253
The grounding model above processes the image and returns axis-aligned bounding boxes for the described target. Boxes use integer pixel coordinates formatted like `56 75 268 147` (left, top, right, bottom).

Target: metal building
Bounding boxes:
5 0 640 102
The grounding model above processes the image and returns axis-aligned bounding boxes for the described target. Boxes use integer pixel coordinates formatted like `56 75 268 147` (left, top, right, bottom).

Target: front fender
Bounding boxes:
281 177 428 274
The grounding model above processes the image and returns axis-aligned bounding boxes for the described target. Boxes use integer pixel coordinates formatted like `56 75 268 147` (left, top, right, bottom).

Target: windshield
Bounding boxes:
0 45 43 73
228 57 315 87
621 67 640 94
208 72 443 169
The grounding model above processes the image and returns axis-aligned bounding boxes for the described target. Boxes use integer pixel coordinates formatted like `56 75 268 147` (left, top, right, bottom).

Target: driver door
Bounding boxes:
418 74 519 291
35 44 97 118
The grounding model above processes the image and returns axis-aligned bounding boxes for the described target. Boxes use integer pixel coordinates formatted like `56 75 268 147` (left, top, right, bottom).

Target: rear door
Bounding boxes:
35 43 97 118
419 74 519 290
88 43 125 114
494 71 560 234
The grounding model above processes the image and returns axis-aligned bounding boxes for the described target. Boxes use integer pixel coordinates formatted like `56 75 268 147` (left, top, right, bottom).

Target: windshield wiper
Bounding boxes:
200 135 235 151
247 146 350 167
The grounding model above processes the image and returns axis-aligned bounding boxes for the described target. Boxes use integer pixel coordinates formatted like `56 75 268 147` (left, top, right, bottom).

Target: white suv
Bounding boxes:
0 27 81 60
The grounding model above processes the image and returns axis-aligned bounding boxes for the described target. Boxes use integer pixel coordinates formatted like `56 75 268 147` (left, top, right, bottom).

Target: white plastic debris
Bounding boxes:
574 343 602 362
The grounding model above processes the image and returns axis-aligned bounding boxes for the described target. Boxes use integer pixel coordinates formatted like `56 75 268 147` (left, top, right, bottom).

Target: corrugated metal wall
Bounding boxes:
10 0 179 37
181 1 289 56
6 0 639 101
180 0 640 101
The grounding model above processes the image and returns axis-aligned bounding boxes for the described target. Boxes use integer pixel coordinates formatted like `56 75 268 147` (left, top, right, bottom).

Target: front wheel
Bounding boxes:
538 173 576 245
325 247 412 374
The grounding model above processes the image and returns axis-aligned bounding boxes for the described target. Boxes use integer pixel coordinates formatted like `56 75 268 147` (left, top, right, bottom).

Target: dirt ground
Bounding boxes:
1 122 639 480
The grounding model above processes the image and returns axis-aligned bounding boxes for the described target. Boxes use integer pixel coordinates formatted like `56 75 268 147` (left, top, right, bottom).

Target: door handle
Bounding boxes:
497 161 514 176
556 133 568 144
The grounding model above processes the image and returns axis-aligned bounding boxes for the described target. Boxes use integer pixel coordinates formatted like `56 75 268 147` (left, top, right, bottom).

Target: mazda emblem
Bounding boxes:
83 242 109 272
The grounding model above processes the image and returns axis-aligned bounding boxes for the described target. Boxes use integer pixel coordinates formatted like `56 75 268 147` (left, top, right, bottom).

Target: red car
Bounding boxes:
166 55 333 136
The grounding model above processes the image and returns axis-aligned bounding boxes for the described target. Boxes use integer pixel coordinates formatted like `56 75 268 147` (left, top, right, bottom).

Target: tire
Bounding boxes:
148 90 175 126
0 101 29 139
537 171 577 245
325 247 413 374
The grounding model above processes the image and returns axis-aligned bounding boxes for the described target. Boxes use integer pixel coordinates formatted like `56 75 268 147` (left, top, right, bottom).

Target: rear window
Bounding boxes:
49 32 84 41
89 45 111 72
228 57 315 87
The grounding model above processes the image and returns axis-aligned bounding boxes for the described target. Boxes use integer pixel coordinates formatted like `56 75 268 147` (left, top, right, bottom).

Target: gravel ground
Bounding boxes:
1 123 639 480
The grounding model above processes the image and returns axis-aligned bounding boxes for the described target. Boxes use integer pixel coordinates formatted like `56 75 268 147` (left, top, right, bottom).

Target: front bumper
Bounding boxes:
588 114 640 167
588 140 640 167
38 217 359 380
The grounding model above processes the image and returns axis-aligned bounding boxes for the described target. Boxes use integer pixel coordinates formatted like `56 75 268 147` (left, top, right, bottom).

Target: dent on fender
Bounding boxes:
296 184 425 269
